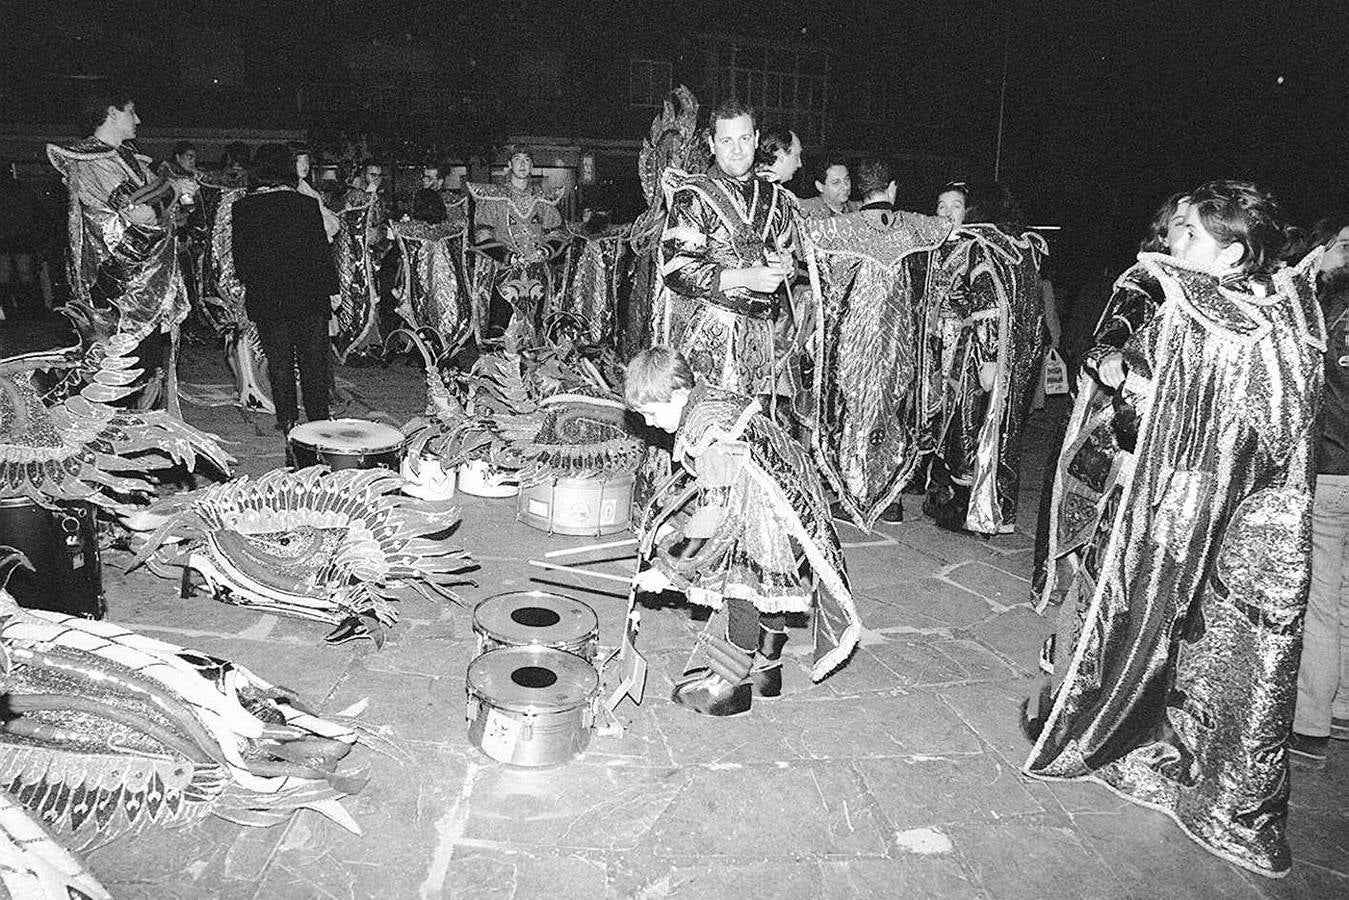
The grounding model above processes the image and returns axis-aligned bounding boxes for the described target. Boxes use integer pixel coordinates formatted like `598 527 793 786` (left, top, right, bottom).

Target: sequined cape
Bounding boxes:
388 220 473 353
653 168 796 396
803 210 951 530
921 225 1047 533
466 182 562 257
331 195 380 362
47 139 189 371
204 187 274 413
556 228 631 344
1036 263 1166 613
644 387 859 680
1024 250 1326 877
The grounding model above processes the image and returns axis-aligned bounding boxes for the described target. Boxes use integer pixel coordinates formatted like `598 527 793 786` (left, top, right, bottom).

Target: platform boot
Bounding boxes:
743 624 788 698
670 633 754 717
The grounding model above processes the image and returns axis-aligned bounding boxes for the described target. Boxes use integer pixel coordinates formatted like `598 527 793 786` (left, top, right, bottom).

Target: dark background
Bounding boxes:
2 0 1345 301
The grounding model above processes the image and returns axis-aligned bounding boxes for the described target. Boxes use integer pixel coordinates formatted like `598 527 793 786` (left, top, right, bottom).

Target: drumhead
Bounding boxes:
288 418 406 453
466 646 598 713
473 591 598 646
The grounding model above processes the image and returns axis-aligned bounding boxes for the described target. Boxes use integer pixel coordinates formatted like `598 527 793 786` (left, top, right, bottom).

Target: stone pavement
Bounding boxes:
5 321 1347 899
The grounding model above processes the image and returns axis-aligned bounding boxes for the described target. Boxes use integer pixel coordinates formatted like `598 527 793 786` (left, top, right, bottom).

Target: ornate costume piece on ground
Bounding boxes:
499 391 643 482
920 225 1047 534
641 387 859 680
202 186 274 412
556 227 631 345
803 210 951 530
1036 263 1165 618
0 548 368 898
627 86 705 360
1024 251 1326 878
48 139 190 413
654 168 796 398
131 467 475 646
388 219 472 353
331 194 381 363
0 343 231 511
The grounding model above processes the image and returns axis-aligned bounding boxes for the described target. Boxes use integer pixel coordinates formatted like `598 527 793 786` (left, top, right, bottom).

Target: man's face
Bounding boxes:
816 165 851 207
509 153 532 181
295 153 311 180
1164 199 1190 255
422 168 442 190
175 149 197 172
105 101 140 141
363 165 383 188
1319 226 1349 278
936 189 966 226
709 115 758 179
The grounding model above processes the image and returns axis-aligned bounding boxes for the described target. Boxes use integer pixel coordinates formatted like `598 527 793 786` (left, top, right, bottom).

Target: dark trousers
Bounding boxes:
254 313 330 428
726 599 786 654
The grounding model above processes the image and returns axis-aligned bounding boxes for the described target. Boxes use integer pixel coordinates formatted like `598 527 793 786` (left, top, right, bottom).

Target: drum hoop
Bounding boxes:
472 591 599 640
288 420 407 455
466 647 598 711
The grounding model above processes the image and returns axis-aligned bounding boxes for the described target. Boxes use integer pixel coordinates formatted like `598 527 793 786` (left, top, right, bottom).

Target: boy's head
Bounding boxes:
624 347 696 433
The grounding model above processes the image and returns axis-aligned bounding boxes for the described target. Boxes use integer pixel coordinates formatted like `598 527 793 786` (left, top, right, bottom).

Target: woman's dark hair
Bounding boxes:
1188 179 1287 275
1139 191 1190 253
250 143 296 188
172 141 196 158
411 188 447 224
1309 214 1349 251
963 180 1026 236
755 127 796 168
80 86 136 135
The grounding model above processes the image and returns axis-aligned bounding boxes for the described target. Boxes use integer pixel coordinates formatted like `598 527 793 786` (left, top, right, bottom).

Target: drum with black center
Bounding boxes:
288 418 406 471
472 590 598 662
0 497 105 619
465 645 599 767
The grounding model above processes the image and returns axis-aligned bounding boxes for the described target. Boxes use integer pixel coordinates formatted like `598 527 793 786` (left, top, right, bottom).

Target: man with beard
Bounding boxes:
652 98 796 399
1291 214 1349 767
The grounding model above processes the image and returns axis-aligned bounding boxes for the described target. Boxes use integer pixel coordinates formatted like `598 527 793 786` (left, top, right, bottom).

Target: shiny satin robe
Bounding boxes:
921 225 1047 534
1024 250 1326 877
641 386 859 680
653 168 796 396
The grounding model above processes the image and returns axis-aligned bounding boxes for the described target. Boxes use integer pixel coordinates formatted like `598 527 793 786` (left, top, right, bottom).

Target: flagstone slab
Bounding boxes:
820 855 982 900
774 690 982 759
855 754 1042 828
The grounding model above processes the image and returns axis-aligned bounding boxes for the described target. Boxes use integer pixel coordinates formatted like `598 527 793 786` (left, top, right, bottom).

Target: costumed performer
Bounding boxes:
921 181 1047 535
1024 180 1324 878
653 99 796 400
47 87 189 412
626 347 859 717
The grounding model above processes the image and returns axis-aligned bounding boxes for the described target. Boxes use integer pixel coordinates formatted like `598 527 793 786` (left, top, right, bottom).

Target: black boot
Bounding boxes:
744 626 787 698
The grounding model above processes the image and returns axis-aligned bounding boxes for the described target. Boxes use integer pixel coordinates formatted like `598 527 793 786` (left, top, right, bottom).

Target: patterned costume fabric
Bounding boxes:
466 182 563 259
1024 250 1326 877
330 194 381 362
0 547 370 900
388 220 473 353
0 345 231 511
654 168 796 397
47 140 190 408
556 228 631 344
641 386 859 680
131 467 476 645
803 210 951 530
1036 263 1166 616
206 186 274 412
921 225 1047 534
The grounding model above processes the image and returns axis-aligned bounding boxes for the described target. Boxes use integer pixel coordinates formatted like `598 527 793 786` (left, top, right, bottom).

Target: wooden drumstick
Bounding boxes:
526 559 630 584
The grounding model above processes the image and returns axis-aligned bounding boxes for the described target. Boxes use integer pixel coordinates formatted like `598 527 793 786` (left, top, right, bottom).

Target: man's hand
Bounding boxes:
1096 352 1127 390
633 567 674 593
722 260 792 294
979 362 998 392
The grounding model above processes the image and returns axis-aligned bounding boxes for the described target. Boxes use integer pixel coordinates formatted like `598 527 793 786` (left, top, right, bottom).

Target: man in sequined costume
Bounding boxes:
1024 181 1324 878
652 98 796 399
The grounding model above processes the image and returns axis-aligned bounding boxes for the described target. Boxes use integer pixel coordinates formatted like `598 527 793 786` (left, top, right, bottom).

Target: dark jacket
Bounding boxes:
1319 282 1349 475
231 188 339 321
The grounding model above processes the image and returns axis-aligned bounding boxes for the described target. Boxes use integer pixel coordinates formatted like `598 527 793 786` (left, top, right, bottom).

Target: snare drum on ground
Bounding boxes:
517 472 634 536
466 646 599 767
0 496 105 619
472 591 599 661
288 418 406 470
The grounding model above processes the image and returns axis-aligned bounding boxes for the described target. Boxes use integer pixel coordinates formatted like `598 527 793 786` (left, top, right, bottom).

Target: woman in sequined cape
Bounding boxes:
1024 247 1325 877
921 222 1047 534
641 382 860 681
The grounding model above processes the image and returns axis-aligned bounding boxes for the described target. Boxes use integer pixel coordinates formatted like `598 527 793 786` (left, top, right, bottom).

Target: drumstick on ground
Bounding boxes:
542 537 639 559
527 559 632 584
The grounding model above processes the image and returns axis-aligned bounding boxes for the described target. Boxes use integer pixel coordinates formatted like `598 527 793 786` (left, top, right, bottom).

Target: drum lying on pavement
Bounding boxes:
466 646 599 767
516 472 634 536
472 590 599 662
288 418 406 470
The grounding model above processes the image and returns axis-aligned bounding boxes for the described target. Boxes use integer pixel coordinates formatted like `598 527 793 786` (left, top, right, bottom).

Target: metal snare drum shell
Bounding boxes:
472 591 599 662
287 418 407 471
516 473 634 537
465 646 599 767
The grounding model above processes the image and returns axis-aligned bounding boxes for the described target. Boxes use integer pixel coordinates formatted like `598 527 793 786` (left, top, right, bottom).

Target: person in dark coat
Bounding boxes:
231 143 339 457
